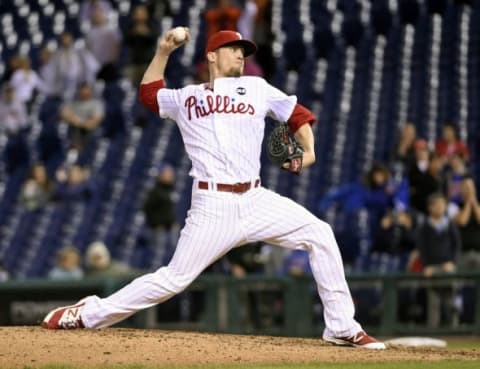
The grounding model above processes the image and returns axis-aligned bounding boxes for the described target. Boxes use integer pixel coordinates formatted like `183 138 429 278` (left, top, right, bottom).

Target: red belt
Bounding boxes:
198 180 260 194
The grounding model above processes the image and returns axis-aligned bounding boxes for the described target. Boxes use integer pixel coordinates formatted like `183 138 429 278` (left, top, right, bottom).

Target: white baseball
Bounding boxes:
172 27 187 43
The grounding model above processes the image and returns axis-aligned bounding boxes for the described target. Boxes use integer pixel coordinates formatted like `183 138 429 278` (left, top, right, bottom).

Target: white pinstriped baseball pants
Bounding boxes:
81 182 362 337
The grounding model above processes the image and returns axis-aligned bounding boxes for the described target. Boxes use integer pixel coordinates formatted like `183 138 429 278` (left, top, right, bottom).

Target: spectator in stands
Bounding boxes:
1 54 21 84
415 192 461 327
60 82 104 154
43 32 99 100
319 163 409 265
371 209 416 270
450 177 480 270
446 152 469 206
9 55 46 107
147 0 172 30
205 0 242 38
54 164 95 203
123 4 158 87
393 122 417 167
143 164 177 265
227 242 265 277
20 163 52 211
85 7 122 82
144 164 177 231
80 0 113 25
48 246 84 280
0 259 9 282
0 84 29 135
85 241 134 278
37 46 55 96
250 0 275 81
319 163 408 216
237 0 264 77
435 123 469 163
0 84 30 173
408 141 444 214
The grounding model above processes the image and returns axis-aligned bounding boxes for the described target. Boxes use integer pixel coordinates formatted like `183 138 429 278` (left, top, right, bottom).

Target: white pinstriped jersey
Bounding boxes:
157 76 297 183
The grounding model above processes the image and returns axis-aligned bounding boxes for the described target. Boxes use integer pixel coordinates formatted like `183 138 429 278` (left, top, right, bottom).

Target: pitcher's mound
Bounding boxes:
0 327 478 368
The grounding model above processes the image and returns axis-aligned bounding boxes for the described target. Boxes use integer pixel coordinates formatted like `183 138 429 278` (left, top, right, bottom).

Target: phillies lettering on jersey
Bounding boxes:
157 76 297 183
184 95 255 120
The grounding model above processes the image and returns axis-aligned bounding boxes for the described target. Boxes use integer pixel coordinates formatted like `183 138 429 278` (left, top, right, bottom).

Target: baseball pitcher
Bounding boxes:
42 28 386 350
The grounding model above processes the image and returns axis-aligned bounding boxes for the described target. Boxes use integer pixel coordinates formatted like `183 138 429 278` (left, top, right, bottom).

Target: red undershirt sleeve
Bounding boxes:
287 103 316 133
138 80 165 113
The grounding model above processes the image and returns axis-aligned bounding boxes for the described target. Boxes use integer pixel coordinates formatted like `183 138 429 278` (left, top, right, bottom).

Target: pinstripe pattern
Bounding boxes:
80 76 363 338
156 76 296 183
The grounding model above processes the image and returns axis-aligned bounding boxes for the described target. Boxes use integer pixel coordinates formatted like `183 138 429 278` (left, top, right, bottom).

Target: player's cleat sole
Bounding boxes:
323 331 386 350
41 299 86 329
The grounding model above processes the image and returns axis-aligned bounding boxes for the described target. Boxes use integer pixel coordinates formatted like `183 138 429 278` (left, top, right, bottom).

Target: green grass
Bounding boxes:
445 342 480 350
16 361 480 369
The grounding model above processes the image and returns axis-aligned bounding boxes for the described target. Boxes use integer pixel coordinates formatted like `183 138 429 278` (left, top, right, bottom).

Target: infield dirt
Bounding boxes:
0 327 478 368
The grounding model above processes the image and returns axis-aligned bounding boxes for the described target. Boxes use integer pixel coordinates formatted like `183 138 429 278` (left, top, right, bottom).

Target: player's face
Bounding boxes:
215 45 245 77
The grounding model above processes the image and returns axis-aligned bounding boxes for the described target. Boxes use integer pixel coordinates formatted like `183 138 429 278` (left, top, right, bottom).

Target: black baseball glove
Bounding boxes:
267 123 304 174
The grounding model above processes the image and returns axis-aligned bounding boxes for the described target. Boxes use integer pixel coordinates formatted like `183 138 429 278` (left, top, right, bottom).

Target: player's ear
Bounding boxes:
206 51 216 63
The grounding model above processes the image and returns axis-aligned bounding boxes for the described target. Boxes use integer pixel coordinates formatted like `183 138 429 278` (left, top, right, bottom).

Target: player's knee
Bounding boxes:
306 220 336 248
310 219 334 236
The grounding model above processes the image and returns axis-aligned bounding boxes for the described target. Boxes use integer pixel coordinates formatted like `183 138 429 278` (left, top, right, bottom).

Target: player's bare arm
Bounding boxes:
293 123 315 168
141 27 190 84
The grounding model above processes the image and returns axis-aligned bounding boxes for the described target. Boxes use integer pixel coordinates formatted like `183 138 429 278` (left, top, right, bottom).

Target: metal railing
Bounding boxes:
1 272 479 336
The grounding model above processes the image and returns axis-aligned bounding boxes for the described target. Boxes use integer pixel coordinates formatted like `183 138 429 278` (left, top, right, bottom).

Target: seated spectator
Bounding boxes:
393 122 418 167
450 177 480 270
85 7 122 81
415 192 461 327
144 164 177 231
435 123 469 163
319 163 409 216
37 46 57 98
85 241 134 278
227 242 265 277
54 164 95 203
1 54 21 84
143 164 177 265
20 163 52 211
446 152 469 206
60 82 104 154
319 163 409 265
0 84 30 173
408 141 445 214
372 209 416 261
42 32 99 100
9 55 46 107
0 84 29 135
123 4 158 87
80 0 113 25
48 246 84 280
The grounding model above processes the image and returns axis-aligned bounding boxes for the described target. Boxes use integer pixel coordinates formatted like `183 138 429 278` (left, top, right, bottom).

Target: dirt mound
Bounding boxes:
0 327 478 368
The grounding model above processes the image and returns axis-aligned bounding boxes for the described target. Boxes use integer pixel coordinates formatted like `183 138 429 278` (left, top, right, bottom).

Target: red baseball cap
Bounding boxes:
205 30 257 57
